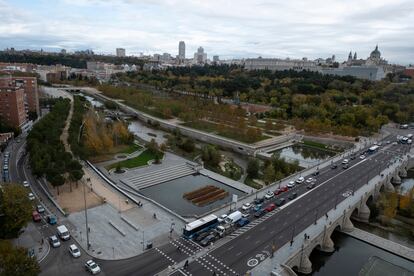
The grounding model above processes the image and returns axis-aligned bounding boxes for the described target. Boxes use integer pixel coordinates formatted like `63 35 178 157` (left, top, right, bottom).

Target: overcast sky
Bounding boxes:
1 0 413 64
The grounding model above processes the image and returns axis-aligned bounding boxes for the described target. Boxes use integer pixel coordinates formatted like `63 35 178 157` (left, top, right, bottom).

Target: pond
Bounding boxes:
139 174 246 217
308 231 414 276
270 145 336 168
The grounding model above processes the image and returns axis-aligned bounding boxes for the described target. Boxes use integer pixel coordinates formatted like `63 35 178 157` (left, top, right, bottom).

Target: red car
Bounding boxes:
274 189 282 195
280 186 289 192
32 211 41 222
265 203 276 212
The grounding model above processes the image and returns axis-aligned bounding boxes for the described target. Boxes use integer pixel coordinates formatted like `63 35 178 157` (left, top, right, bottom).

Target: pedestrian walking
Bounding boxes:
184 260 189 269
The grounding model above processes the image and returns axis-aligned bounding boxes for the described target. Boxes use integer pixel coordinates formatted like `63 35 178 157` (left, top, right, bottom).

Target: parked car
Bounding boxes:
49 235 61 248
313 170 320 176
218 214 228 223
331 164 338 169
360 155 366 159
343 163 349 169
295 177 305 184
47 215 57 225
37 205 45 213
307 182 316 189
280 186 289 192
23 181 30 188
254 204 263 212
254 209 266 218
265 203 276 212
350 155 356 160
287 181 295 188
69 244 81 258
28 193 35 201
237 218 250 227
85 260 101 274
305 178 315 184
275 198 286 207
242 212 250 218
254 197 264 204
32 211 41 222
288 192 298 200
242 203 252 211
342 159 349 164
264 191 274 200
194 231 210 242
200 234 216 247
274 188 282 195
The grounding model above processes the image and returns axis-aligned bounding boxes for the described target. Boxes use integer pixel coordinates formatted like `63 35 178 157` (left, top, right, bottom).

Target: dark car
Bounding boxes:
254 197 264 204
313 170 320 176
280 186 289 192
200 234 216 247
254 209 266 218
331 164 338 169
47 215 57 225
307 182 316 189
350 155 356 160
194 231 210 242
343 164 349 169
288 192 297 200
274 188 282 195
275 198 286 207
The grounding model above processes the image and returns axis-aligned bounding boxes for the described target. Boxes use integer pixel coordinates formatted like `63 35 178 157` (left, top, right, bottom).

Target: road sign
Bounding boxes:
232 194 238 203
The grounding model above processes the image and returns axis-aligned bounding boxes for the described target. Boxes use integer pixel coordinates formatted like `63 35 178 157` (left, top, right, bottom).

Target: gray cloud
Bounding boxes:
0 0 413 64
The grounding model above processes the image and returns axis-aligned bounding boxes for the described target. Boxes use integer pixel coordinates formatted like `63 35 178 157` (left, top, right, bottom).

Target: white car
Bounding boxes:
264 191 274 199
295 177 305 184
23 181 30 188
218 214 228 223
342 159 349 164
287 181 295 188
242 203 252 211
360 155 366 159
85 260 101 274
28 193 35 201
69 244 81 258
242 212 250 218
49 235 61 248
305 178 315 184
37 205 45 213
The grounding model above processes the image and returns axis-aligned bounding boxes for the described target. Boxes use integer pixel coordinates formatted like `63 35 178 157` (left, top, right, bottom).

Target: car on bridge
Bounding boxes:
274 188 282 195
313 170 320 176
254 209 266 218
288 192 298 200
218 214 228 223
242 203 252 211
237 218 250 227
254 204 263 212
305 178 315 184
194 231 210 242
275 198 286 207
360 155 366 159
254 197 265 204
200 234 216 247
343 163 349 169
342 159 349 164
265 203 276 212
295 177 305 184
287 181 295 188
280 186 289 192
264 191 274 199
307 182 316 189
331 164 338 169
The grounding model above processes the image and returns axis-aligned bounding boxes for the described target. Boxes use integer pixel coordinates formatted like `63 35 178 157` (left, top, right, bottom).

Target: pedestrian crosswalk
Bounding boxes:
228 209 279 238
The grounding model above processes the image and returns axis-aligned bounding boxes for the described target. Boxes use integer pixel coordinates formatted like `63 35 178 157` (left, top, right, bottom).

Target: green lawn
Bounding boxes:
119 143 143 154
106 149 163 170
182 121 271 144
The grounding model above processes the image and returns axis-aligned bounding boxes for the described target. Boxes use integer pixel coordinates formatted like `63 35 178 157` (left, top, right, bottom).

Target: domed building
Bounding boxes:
366 45 387 66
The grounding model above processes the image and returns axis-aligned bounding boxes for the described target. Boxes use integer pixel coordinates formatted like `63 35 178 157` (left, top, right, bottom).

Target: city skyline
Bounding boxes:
1 0 414 64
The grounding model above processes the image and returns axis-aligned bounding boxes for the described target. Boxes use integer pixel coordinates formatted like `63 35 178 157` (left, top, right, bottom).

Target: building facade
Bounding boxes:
0 87 27 128
116 48 126 57
194 47 207 64
244 57 318 71
178 41 185 60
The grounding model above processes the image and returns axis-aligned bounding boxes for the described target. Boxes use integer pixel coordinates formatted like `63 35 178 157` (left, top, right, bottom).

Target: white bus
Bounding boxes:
368 145 380 153
183 214 218 239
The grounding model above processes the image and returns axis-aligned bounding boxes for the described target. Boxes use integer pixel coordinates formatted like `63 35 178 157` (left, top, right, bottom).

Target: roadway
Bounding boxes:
181 142 409 275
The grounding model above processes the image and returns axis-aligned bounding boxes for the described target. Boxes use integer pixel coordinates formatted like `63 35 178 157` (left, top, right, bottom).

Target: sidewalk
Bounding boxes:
13 223 50 263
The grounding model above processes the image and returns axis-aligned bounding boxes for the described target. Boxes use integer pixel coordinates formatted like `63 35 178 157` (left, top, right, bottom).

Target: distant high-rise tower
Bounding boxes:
178 41 185 60
116 48 126 57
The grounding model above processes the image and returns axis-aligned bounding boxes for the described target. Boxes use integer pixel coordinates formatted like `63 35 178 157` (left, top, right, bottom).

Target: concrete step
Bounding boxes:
125 163 190 183
130 166 194 186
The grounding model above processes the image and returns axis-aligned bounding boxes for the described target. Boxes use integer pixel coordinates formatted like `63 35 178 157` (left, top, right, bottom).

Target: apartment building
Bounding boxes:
0 87 27 128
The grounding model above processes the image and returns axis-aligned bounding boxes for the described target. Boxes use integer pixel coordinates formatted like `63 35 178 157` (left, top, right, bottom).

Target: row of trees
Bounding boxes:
112 65 414 136
0 185 39 275
246 154 301 185
27 98 83 193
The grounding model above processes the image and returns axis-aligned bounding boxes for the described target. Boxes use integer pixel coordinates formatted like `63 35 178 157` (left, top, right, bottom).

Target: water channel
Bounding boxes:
271 145 336 168
308 170 414 275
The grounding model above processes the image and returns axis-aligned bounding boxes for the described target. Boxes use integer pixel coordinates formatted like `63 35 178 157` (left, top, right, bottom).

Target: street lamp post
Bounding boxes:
83 179 90 250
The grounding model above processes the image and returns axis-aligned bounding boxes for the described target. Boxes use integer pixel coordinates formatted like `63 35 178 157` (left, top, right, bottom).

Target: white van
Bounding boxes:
57 225 71 240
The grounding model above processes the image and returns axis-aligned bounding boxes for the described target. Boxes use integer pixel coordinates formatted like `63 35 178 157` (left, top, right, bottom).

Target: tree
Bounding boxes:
0 240 40 276
247 158 259 179
263 164 275 185
0 184 32 238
